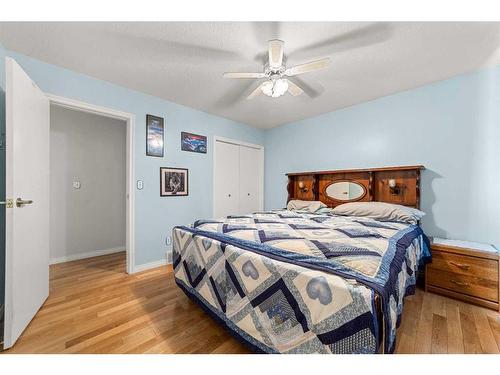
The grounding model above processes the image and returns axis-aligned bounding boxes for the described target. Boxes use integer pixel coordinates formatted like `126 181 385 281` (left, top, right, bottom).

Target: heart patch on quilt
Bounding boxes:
242 260 259 280
306 276 333 305
201 238 212 250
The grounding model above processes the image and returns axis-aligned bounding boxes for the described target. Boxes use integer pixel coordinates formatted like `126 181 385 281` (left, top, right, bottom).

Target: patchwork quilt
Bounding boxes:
172 209 430 354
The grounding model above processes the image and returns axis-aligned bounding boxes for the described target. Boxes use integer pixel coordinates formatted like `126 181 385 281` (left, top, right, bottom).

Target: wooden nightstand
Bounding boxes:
425 238 499 311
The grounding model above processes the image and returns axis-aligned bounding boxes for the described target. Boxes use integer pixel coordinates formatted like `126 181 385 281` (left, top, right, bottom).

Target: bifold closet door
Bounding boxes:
239 145 262 215
214 141 240 218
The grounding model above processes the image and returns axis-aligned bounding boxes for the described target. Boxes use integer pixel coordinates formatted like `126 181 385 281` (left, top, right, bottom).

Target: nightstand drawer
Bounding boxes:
427 268 498 302
427 251 498 282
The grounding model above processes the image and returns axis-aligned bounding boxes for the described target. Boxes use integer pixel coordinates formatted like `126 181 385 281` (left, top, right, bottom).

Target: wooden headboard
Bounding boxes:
286 165 424 209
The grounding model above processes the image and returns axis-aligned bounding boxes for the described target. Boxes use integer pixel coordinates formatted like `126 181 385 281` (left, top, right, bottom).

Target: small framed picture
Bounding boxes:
181 132 207 154
146 114 164 157
160 167 188 197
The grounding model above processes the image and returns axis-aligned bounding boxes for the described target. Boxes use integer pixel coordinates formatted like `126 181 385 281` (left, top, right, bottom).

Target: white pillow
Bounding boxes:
332 202 425 224
287 200 327 213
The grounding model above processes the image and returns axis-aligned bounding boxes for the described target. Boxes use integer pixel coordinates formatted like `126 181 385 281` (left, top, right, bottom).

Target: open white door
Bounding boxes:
3 58 50 348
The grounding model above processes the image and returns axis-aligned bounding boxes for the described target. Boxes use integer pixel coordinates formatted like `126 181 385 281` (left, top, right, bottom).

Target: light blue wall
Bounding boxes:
3 50 264 267
265 66 500 248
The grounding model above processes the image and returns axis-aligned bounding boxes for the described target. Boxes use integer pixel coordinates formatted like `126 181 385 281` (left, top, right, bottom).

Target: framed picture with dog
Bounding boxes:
160 167 188 196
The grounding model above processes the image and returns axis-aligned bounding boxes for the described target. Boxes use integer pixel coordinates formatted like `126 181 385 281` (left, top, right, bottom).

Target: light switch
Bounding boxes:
137 180 144 190
73 181 81 189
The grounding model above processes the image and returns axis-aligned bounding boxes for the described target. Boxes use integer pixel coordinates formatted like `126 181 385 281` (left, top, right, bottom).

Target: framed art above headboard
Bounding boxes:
286 165 424 209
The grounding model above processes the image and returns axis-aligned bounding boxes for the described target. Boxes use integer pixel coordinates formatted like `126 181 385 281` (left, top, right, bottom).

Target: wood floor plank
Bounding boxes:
446 301 464 353
431 314 448 353
2 252 499 354
413 292 434 353
487 315 500 352
473 307 500 353
431 292 447 318
459 302 483 353
395 289 424 353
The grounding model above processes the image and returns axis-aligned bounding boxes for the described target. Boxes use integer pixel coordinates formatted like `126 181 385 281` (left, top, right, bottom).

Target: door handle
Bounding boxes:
16 198 34 207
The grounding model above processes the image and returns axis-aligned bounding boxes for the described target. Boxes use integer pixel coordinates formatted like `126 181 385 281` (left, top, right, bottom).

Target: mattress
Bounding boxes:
172 209 430 354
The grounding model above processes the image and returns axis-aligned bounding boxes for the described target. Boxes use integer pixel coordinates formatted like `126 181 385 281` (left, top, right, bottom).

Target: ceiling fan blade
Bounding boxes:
252 22 281 45
214 79 259 109
290 23 393 58
288 76 324 98
247 83 265 100
268 39 284 68
104 28 245 62
223 72 266 79
286 79 304 97
284 58 331 77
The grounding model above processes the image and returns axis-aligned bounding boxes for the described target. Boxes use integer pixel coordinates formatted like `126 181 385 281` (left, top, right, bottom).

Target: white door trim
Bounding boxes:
213 135 263 150
213 136 264 218
46 94 136 274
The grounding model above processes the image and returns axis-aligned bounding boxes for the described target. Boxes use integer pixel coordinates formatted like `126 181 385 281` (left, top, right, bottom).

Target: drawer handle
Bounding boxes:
451 280 470 287
449 261 471 271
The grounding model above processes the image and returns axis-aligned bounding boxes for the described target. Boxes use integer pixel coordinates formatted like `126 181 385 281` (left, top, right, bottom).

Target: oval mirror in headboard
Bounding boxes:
325 180 366 202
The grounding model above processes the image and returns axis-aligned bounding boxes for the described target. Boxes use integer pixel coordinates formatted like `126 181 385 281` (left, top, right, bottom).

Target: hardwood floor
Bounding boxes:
3 252 499 354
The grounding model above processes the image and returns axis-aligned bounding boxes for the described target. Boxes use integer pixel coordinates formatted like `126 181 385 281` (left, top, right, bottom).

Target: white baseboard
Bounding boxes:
133 248 173 273
132 258 168 273
51 247 172 273
50 246 125 265
166 246 173 263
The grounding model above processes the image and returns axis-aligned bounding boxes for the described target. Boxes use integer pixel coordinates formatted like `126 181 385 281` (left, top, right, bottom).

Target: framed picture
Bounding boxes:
181 132 207 154
160 167 188 196
146 114 164 157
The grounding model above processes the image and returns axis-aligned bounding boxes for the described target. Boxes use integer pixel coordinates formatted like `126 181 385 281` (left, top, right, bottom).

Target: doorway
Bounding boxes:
49 105 126 267
48 95 135 274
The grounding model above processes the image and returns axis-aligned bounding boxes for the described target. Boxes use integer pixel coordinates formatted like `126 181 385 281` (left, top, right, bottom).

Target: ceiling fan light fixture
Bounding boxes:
225 39 330 100
261 78 288 98
261 81 273 96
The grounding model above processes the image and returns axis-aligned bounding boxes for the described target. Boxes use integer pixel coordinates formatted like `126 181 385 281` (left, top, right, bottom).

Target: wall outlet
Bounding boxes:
137 180 144 190
166 236 172 246
73 181 81 189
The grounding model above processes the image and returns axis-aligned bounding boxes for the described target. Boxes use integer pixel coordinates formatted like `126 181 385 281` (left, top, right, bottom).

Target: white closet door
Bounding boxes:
214 141 240 218
239 145 262 215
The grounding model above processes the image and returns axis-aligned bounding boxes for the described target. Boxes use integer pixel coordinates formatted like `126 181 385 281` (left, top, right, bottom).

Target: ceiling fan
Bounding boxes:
223 39 331 99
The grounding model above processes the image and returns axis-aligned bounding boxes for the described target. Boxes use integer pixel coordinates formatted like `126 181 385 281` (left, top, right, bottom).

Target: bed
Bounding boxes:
172 165 431 354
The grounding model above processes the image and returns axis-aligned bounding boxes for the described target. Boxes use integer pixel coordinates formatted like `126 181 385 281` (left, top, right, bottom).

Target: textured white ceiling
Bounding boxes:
1 22 500 129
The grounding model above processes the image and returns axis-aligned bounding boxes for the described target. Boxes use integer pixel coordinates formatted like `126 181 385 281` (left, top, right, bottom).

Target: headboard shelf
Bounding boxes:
286 165 424 209
286 165 424 176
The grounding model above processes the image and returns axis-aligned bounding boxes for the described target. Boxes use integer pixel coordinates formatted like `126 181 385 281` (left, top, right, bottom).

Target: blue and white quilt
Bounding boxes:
172 209 430 354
